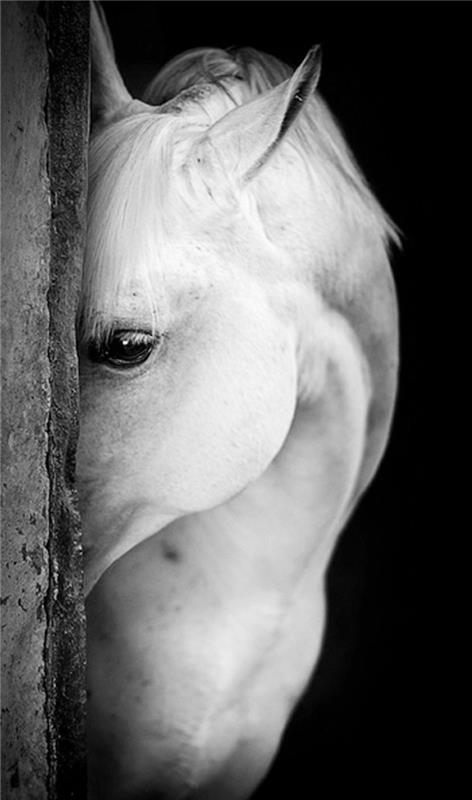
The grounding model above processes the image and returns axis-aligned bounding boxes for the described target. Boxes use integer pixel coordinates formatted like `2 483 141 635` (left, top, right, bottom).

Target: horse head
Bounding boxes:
79 4 398 798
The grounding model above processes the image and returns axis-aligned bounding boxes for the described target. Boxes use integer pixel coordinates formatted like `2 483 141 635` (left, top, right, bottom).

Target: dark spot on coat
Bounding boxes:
160 540 181 563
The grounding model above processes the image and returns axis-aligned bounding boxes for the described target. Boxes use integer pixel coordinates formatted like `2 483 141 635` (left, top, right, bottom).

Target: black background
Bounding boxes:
99 2 464 796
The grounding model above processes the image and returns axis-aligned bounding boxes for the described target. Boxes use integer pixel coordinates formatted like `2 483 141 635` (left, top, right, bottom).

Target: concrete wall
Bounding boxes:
1 3 89 798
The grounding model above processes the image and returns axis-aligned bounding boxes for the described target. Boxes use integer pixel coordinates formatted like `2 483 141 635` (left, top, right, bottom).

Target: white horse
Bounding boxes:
79 4 399 798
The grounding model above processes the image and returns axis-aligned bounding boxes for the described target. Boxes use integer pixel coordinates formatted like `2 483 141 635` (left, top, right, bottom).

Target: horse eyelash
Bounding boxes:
78 320 166 348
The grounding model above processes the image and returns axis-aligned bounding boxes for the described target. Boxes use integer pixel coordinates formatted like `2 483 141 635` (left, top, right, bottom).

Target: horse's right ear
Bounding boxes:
90 0 132 125
196 46 321 183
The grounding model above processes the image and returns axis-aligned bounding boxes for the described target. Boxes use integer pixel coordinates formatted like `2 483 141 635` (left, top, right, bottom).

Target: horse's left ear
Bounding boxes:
201 46 321 181
90 0 132 125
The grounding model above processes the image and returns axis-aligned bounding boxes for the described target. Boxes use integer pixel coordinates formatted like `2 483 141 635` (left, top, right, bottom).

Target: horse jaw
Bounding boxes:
78 248 304 596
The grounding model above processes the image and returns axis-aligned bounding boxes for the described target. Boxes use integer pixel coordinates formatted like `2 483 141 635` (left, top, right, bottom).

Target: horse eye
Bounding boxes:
88 330 158 369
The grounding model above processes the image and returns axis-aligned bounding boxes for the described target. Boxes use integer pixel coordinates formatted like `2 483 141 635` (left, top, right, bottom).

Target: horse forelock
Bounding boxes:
81 46 399 342
81 109 217 342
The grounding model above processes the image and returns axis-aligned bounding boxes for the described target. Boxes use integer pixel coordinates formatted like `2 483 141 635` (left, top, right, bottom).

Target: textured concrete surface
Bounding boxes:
1 3 51 797
1 3 88 798
44 2 89 797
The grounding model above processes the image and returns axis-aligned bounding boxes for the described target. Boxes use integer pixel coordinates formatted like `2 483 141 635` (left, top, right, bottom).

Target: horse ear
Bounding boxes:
203 46 321 181
90 0 132 124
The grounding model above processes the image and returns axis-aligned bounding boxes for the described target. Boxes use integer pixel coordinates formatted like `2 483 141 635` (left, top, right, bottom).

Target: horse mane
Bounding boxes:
142 47 292 106
143 47 398 237
81 46 398 342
